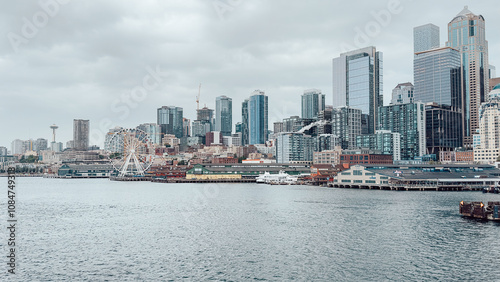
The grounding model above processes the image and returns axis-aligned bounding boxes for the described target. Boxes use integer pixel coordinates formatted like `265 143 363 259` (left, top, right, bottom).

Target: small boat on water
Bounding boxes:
459 201 500 221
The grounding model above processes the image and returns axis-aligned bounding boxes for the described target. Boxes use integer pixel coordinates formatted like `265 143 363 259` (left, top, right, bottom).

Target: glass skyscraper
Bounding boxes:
157 106 183 138
241 99 249 146
414 47 462 109
332 46 383 134
413 24 440 53
215 96 232 136
446 6 489 147
248 90 268 145
301 89 325 120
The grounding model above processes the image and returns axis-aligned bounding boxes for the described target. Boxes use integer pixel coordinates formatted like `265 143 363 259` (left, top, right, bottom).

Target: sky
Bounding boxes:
1 0 499 149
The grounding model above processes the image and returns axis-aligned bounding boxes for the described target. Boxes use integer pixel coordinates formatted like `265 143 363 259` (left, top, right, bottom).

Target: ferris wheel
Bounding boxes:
105 128 155 177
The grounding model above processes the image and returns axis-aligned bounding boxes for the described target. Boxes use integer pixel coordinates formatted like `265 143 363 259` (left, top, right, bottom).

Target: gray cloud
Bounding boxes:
1 0 499 148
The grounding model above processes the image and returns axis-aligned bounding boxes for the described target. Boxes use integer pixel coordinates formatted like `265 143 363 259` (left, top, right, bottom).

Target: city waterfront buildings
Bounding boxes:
413 23 440 53
275 132 314 163
331 107 362 149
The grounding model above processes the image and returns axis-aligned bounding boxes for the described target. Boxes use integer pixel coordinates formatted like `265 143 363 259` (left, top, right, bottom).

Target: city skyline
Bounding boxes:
1 1 500 148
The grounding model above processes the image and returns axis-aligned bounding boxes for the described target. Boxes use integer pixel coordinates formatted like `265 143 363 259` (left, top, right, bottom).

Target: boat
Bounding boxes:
255 171 298 185
459 201 500 221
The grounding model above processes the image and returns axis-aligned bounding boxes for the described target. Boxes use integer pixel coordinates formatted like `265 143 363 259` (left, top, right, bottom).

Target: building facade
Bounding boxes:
356 130 401 161
425 103 463 155
332 46 383 134
332 107 362 150
73 119 89 151
137 123 161 145
276 132 314 163
474 84 500 163
157 106 183 138
446 6 489 147
301 89 325 120
391 83 414 105
378 102 426 160
413 23 440 53
248 90 268 145
215 96 232 136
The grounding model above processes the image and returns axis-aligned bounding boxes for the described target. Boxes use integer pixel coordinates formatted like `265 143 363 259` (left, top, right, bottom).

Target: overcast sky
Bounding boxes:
1 0 499 149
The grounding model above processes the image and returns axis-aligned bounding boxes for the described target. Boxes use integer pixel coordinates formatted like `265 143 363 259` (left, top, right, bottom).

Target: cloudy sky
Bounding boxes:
1 0 499 149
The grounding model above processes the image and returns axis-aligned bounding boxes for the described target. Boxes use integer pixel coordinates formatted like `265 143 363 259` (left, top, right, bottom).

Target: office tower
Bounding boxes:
390 83 414 105
413 24 440 53
191 120 211 138
197 107 214 125
446 6 489 147
0 146 7 156
356 130 401 161
215 96 232 136
273 122 284 134
137 123 161 145
248 90 268 145
11 139 25 155
157 106 183 138
331 107 362 150
283 116 301 132
183 118 191 137
474 84 500 163
378 102 426 160
332 46 383 134
414 47 462 108
318 108 333 135
425 103 463 155
104 127 123 152
73 119 89 151
276 132 314 163
490 65 496 79
241 100 249 146
301 89 325 119
206 131 223 146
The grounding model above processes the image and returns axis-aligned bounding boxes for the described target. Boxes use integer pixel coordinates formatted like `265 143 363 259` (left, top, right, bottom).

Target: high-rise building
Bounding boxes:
378 102 426 160
283 116 302 132
215 96 232 136
316 134 340 152
390 83 414 105
356 130 401 161
183 118 191 138
248 90 268 145
276 132 314 163
34 138 48 152
11 139 24 155
414 47 462 109
0 146 8 156
191 120 211 138
73 119 89 151
273 122 284 134
490 65 496 79
241 100 249 146
446 6 489 147
332 46 383 134
197 107 214 125
301 89 325 120
474 84 500 163
137 123 161 145
331 107 362 150
413 23 440 53
425 103 463 155
157 106 183 138
206 131 223 146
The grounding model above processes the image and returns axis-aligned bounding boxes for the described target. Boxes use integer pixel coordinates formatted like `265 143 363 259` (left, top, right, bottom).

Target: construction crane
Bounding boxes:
196 83 201 110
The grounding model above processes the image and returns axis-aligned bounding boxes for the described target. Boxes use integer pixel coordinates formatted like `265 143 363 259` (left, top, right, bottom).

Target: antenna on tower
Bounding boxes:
196 83 201 111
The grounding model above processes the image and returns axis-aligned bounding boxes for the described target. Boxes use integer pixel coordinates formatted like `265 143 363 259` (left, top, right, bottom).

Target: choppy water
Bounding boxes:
2 178 500 281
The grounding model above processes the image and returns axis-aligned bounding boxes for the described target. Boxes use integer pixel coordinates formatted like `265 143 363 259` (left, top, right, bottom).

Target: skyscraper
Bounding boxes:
136 123 161 145
446 6 489 147
414 47 462 109
248 90 268 145
241 100 249 146
474 84 500 163
301 89 325 119
73 119 89 151
413 24 440 53
215 96 232 136
332 46 383 134
157 106 183 138
331 107 362 150
276 132 315 163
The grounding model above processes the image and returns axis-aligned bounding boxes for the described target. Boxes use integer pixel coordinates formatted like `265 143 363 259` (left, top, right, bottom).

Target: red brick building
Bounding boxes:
340 154 393 165
212 157 238 164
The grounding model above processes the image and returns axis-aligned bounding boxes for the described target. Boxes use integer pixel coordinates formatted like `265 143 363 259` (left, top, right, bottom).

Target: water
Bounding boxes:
3 178 500 281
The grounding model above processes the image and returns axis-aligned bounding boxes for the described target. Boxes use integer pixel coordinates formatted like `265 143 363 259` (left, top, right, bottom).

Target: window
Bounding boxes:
341 179 351 183
353 170 362 175
365 172 375 176
365 180 376 184
354 180 363 183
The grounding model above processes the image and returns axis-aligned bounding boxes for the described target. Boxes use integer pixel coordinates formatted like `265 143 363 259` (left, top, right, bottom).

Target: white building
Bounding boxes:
474 84 500 163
